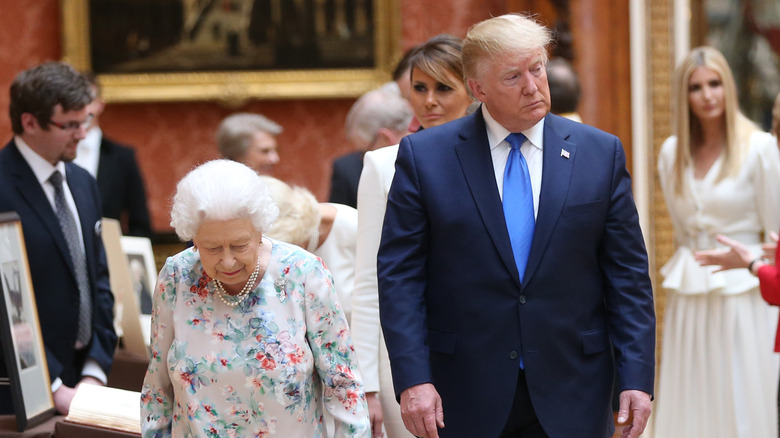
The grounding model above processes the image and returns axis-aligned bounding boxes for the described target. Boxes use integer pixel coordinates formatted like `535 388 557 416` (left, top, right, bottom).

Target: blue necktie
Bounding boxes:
503 133 535 282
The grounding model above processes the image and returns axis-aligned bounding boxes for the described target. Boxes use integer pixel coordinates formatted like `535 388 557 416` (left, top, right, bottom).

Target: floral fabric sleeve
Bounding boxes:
298 256 370 437
140 256 179 437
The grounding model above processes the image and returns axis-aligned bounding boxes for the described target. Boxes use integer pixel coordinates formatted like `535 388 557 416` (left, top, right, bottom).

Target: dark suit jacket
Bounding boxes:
97 137 152 238
328 150 364 208
0 140 117 412
377 110 655 438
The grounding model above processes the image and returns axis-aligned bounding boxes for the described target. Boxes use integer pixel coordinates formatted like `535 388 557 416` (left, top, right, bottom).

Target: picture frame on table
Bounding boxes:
0 211 55 431
120 236 157 349
59 0 401 104
100 219 147 358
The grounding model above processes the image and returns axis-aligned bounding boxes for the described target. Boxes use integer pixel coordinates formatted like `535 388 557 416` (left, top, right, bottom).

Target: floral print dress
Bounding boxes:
141 239 370 437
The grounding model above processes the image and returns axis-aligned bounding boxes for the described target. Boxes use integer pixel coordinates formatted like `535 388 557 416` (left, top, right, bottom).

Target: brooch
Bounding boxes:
274 276 288 303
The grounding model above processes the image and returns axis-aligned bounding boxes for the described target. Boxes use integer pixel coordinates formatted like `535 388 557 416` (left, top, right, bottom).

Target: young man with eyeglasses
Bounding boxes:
0 61 117 416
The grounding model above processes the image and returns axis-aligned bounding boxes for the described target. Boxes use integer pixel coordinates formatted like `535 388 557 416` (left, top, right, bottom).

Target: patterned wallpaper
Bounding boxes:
0 0 506 233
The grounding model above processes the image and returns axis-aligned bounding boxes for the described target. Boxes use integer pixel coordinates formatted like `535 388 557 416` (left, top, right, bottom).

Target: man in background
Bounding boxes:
329 86 413 208
74 74 152 238
0 61 117 415
216 113 282 175
546 57 582 123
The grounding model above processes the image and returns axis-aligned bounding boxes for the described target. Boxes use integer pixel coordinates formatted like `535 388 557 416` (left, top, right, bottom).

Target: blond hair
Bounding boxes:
259 176 320 247
462 13 552 81
671 46 757 194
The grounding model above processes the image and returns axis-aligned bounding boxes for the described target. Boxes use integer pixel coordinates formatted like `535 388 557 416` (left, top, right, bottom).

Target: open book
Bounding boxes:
65 384 141 435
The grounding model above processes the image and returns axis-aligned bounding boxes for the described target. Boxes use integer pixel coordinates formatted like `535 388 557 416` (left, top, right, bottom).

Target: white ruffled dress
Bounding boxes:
654 132 780 437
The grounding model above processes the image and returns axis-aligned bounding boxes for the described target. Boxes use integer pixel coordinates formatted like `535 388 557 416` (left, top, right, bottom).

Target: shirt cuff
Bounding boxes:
51 378 63 393
81 359 108 385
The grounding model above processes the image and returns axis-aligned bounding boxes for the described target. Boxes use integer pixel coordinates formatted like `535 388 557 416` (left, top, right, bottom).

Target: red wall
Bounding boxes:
0 0 504 233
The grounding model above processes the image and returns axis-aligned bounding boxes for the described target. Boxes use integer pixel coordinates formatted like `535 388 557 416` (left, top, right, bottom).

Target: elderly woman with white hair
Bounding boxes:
140 160 370 437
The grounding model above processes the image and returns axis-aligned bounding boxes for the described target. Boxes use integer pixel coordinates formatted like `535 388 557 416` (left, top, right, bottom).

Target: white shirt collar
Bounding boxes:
73 127 102 177
481 105 545 151
14 136 67 185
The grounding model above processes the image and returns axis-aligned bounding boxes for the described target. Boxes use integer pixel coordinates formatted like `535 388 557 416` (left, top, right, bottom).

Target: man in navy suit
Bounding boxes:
377 14 654 438
0 62 117 415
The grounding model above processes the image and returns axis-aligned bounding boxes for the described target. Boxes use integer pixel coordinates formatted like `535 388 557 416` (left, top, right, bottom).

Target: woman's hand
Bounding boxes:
694 234 754 272
366 392 385 438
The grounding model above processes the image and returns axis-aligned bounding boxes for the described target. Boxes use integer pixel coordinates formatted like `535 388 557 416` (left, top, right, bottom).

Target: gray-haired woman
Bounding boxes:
141 159 370 437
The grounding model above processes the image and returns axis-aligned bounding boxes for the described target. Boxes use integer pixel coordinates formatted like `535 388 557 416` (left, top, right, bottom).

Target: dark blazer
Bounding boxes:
328 150 364 208
96 137 152 238
377 110 655 438
0 140 117 412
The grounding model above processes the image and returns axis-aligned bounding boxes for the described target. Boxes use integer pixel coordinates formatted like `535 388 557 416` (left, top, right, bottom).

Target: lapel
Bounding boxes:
521 114 576 286
6 141 79 280
454 110 522 289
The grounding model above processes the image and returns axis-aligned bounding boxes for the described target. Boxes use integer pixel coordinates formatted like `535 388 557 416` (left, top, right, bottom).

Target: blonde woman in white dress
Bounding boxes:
655 46 780 438
350 34 475 438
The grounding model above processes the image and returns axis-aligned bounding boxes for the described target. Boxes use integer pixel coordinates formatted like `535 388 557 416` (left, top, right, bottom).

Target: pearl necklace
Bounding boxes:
213 257 262 308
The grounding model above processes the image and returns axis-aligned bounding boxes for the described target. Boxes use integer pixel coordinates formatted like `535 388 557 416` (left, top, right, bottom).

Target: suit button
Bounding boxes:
518 295 526 304
509 350 518 360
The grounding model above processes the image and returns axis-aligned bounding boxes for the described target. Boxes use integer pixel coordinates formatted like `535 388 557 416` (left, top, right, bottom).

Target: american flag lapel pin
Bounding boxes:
561 149 570 159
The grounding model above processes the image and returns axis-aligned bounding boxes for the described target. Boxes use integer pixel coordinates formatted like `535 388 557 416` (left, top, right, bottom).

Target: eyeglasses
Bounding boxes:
48 114 94 132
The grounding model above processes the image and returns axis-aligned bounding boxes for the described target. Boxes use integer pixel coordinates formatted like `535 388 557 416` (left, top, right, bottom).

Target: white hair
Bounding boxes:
344 85 413 147
170 159 279 241
259 176 320 247
216 113 283 161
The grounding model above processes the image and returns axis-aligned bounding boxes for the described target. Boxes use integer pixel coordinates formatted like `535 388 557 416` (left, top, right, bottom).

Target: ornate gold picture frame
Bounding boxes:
60 0 401 104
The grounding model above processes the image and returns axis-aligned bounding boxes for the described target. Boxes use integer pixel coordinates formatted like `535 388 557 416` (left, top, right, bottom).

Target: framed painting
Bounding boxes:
0 212 55 431
60 0 402 104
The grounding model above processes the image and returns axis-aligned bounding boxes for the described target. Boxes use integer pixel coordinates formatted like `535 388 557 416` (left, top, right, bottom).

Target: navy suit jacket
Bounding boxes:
377 110 655 438
96 137 152 238
0 140 117 411
329 150 364 208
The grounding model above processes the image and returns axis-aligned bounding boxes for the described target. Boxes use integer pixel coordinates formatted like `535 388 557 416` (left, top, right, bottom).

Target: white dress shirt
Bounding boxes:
482 107 544 218
15 136 86 250
73 127 102 178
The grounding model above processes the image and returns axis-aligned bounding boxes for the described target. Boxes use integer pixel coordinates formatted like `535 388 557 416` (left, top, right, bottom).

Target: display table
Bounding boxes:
0 414 60 438
107 349 148 393
55 421 140 438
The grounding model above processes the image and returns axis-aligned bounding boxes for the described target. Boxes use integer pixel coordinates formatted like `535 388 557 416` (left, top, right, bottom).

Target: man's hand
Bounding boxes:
399 383 444 438
53 385 77 415
616 390 652 438
77 375 104 388
366 392 385 438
